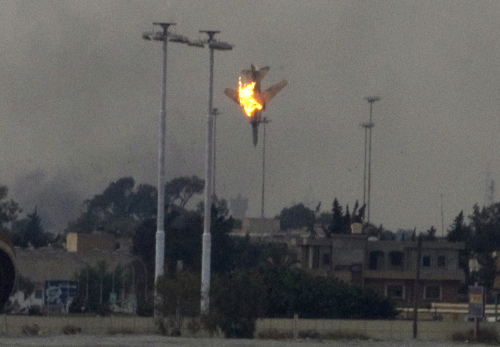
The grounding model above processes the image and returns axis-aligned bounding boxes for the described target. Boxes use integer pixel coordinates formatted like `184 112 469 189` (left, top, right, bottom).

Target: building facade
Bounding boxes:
296 235 465 303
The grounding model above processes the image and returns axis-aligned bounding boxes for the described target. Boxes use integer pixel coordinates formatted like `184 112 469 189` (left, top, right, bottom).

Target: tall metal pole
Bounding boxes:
413 235 422 339
365 96 380 223
200 31 217 315
212 108 219 197
197 30 232 315
142 22 176 317
261 117 270 219
155 22 172 317
361 123 370 210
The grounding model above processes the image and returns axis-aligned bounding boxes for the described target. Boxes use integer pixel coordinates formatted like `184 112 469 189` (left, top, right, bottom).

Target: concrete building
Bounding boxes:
297 235 465 303
7 233 144 314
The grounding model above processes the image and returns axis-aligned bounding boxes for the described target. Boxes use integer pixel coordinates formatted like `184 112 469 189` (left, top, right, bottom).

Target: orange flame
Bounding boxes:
238 77 262 117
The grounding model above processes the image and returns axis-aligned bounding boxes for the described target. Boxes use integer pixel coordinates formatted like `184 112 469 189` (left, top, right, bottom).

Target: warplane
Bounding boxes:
224 64 287 146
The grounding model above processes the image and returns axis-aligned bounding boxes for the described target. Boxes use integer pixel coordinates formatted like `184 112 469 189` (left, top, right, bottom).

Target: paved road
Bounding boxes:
0 335 491 347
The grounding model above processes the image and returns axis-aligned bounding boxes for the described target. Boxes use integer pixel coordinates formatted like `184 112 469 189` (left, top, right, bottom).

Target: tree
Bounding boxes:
165 176 204 209
329 199 365 235
12 208 51 248
278 203 315 231
423 226 437 241
73 262 125 315
446 211 471 243
466 203 500 291
156 271 200 335
210 270 267 338
67 177 158 235
132 219 156 293
131 184 157 221
0 185 21 231
67 176 205 235
210 198 236 274
132 195 234 278
469 203 500 253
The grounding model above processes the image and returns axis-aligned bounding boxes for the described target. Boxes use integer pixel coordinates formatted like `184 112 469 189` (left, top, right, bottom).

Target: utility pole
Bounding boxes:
364 96 380 223
143 22 175 317
199 30 233 315
413 235 422 339
261 117 270 219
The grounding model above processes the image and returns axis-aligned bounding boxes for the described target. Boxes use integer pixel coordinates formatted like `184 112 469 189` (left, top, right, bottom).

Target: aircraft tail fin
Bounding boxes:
241 66 270 84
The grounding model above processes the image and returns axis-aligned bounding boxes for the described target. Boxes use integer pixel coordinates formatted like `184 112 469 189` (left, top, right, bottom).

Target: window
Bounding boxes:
312 247 320 269
386 284 404 299
369 251 379 270
322 253 331 267
424 285 441 300
389 251 404 267
437 256 445 267
422 256 431 267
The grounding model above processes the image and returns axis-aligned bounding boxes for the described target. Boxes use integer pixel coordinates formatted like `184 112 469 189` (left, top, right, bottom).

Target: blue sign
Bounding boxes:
44 281 78 306
468 285 484 318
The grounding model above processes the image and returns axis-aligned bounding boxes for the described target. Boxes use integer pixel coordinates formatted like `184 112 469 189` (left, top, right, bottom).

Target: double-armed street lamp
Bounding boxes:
142 22 190 317
143 23 232 316
199 30 233 315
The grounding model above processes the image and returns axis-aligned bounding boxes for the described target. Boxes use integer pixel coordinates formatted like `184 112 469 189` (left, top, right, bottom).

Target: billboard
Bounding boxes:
44 281 78 307
468 285 484 318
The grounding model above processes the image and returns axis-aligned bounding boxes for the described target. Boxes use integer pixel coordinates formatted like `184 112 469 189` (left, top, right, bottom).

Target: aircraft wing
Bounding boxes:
224 88 240 105
260 79 288 104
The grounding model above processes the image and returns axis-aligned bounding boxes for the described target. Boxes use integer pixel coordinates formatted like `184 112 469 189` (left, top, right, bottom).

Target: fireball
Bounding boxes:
238 77 263 117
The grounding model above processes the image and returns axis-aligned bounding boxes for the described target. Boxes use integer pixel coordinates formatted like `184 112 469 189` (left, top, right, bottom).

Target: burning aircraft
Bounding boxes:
224 64 287 146
0 231 16 310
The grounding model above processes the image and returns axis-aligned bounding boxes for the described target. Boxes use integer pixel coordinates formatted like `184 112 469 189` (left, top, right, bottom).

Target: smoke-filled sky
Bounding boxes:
0 1 499 234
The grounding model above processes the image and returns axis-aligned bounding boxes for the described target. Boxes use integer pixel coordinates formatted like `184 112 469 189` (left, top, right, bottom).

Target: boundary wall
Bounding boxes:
0 315 494 340
256 318 480 340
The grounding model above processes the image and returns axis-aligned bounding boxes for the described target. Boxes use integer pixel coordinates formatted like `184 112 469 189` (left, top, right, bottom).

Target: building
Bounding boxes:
7 232 145 314
296 234 465 303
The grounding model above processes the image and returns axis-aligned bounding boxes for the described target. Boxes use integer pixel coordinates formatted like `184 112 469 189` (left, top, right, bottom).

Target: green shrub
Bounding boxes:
210 271 267 338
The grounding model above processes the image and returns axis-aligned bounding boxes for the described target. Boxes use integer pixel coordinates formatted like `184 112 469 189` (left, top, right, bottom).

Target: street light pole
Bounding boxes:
142 22 189 317
212 108 220 197
261 117 270 219
364 96 380 223
199 30 232 315
361 122 373 213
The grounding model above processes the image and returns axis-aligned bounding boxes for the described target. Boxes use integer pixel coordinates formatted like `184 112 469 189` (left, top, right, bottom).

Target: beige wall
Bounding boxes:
0 315 491 341
66 233 117 255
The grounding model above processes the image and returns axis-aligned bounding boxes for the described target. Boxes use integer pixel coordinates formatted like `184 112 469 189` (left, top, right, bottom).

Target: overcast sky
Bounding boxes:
0 0 499 234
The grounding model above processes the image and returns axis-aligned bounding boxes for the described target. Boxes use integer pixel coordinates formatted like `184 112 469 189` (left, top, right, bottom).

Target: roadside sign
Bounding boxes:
469 285 485 318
